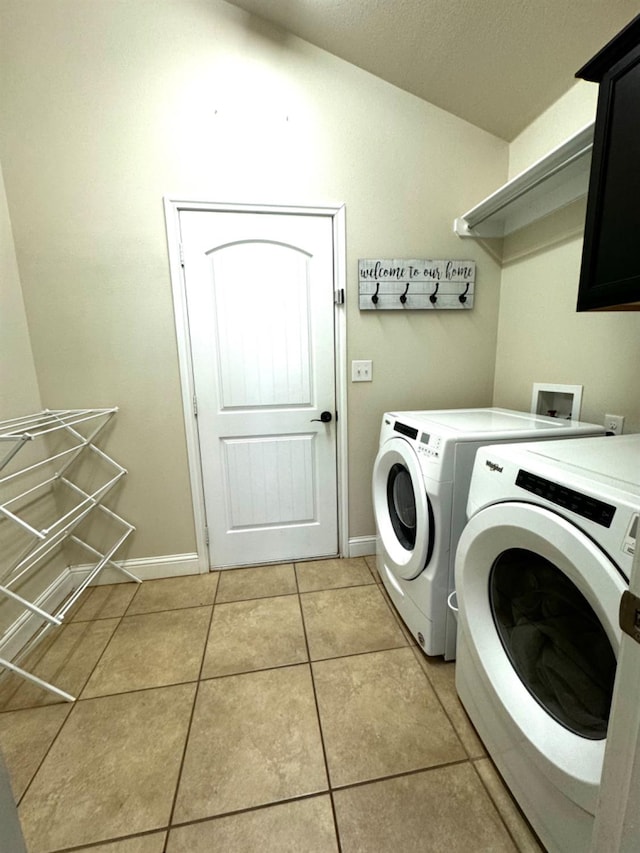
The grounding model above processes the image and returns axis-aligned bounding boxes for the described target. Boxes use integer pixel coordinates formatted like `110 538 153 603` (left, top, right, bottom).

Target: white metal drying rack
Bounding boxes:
0 408 137 701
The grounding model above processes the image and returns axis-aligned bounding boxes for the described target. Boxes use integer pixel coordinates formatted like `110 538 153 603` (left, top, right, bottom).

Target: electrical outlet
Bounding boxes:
352 360 372 382
605 414 625 435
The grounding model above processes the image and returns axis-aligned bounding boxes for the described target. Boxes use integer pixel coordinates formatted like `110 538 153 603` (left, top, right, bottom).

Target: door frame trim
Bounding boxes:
163 198 348 571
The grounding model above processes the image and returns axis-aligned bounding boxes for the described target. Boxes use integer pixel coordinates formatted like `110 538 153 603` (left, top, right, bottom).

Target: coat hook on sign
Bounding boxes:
459 282 470 304
400 282 410 304
372 282 380 305
430 282 440 304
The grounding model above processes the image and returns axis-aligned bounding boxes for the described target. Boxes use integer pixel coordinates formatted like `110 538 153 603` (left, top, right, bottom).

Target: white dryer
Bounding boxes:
372 408 606 660
455 433 640 853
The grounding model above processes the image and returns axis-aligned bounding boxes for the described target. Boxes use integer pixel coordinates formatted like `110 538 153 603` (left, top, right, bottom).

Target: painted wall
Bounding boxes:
0 164 40 416
493 83 640 433
0 164 68 633
0 0 507 558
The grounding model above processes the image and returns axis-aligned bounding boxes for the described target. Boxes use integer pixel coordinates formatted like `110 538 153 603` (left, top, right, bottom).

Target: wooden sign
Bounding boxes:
358 258 475 310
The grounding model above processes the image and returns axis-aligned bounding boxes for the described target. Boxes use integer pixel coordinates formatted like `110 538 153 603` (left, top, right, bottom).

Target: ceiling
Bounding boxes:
225 0 638 140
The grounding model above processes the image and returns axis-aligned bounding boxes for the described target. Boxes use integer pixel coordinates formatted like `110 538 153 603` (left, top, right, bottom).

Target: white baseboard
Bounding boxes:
348 536 376 557
69 552 202 585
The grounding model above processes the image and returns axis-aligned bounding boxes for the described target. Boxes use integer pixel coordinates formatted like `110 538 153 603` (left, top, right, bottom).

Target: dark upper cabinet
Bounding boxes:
576 15 640 311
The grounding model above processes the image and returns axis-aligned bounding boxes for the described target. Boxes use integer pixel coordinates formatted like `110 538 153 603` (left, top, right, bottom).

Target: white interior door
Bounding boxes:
179 210 339 568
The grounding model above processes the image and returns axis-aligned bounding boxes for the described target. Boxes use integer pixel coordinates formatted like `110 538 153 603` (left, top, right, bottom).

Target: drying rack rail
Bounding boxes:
0 408 137 701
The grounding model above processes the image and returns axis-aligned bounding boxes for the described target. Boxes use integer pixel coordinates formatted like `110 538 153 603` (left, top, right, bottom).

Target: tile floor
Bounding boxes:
0 557 546 852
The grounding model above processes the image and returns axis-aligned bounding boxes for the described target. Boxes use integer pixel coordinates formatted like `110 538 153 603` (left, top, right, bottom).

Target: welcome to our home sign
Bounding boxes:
358 258 475 310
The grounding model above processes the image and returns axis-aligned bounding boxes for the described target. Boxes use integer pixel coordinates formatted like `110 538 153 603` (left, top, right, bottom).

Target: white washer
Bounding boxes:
372 408 606 660
455 433 640 853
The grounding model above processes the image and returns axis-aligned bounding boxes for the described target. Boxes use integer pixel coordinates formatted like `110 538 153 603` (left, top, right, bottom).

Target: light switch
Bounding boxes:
352 360 372 382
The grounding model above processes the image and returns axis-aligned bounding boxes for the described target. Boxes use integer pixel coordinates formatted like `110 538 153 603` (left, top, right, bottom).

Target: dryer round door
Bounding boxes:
455 501 625 814
372 436 434 580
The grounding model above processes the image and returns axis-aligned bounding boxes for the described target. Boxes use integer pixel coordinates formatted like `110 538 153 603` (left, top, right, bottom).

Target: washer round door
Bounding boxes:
455 501 625 814
372 436 434 580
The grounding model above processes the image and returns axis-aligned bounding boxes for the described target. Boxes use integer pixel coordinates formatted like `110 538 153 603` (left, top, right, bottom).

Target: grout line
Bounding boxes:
296 574 343 853
297 579 378 596
213 578 379 608
212 591 303 610
164 595 217 835
71 678 203 704
73 600 214 621
46 827 168 853
166 790 333 833
215 589 299 604
329 757 473 793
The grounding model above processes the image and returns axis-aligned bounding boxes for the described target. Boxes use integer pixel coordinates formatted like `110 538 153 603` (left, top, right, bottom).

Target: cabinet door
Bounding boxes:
577 31 640 312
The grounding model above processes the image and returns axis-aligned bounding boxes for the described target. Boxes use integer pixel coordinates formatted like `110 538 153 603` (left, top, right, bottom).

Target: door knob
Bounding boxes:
311 411 333 423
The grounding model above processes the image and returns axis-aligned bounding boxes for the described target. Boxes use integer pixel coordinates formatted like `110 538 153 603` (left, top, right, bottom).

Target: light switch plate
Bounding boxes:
352 360 372 382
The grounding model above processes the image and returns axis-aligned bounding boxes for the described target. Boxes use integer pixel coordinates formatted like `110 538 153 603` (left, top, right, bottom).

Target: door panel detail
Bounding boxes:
222 434 316 529
211 241 313 409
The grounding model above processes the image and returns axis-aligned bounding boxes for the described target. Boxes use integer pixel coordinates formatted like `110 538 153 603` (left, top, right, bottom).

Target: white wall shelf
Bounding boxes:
454 122 595 239
0 408 137 701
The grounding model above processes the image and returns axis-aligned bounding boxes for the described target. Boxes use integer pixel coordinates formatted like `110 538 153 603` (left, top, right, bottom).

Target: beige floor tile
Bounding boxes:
0 619 119 711
201 596 307 678
295 557 374 592
300 585 407 660
82 607 211 697
0 704 71 800
127 572 219 615
216 563 297 603
364 554 380 580
72 833 167 852
412 650 486 758
313 647 465 786
474 758 546 853
19 684 196 852
174 665 327 822
67 582 139 622
167 796 338 852
333 764 518 853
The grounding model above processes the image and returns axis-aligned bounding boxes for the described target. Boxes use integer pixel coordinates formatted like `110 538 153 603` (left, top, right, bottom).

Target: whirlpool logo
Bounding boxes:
485 459 504 473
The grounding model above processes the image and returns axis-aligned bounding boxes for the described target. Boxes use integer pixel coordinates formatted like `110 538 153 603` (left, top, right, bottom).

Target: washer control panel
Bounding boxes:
390 419 442 458
418 431 442 458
